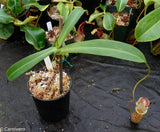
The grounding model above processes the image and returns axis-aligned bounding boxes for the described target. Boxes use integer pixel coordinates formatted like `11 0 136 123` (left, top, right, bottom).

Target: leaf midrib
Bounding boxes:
8 48 56 79
137 19 160 39
60 46 145 63
58 8 84 47
23 26 38 47
118 0 123 11
104 13 113 30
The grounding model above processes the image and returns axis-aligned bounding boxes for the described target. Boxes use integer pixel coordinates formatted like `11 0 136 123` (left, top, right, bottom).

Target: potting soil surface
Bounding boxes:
0 40 160 132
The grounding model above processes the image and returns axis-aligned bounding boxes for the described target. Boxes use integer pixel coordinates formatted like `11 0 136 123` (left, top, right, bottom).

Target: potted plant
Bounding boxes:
45 20 73 46
0 0 49 50
47 0 82 22
45 0 84 46
6 7 150 122
106 0 138 9
126 0 160 44
88 0 134 41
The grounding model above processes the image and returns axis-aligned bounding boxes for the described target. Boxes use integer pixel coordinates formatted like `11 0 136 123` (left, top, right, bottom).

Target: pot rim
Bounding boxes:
27 71 72 102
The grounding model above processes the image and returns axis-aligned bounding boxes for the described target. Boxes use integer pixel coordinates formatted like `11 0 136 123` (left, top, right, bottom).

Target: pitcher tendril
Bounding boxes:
128 62 151 115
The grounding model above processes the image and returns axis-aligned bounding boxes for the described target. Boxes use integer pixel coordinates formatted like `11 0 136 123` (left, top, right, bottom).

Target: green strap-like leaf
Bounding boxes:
20 24 45 50
88 12 104 23
135 7 160 42
0 23 14 39
58 39 146 63
103 12 115 31
14 16 38 26
0 8 15 24
65 3 73 14
6 39 147 81
23 0 49 11
57 2 69 24
57 8 85 48
8 0 23 16
116 0 128 12
7 47 57 81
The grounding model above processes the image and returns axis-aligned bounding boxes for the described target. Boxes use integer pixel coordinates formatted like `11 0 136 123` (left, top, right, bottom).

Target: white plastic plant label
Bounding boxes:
46 21 53 31
45 21 53 70
44 56 53 70
1 4 4 8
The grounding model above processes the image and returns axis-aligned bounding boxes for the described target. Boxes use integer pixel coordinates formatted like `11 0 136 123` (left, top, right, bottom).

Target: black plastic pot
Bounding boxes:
105 6 134 42
28 80 71 122
79 0 101 14
106 0 138 33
